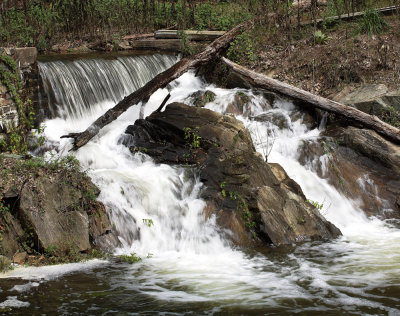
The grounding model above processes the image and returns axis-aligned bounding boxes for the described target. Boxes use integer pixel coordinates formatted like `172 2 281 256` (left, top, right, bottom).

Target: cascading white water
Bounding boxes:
2 55 399 314
39 54 177 119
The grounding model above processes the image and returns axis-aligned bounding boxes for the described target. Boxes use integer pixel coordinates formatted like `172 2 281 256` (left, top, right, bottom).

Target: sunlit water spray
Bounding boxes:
1 56 399 314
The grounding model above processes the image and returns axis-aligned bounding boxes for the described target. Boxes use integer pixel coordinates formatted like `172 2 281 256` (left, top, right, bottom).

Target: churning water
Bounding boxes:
1 54 399 315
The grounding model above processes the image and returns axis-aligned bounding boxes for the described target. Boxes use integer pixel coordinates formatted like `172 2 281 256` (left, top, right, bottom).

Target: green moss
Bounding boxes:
119 252 141 264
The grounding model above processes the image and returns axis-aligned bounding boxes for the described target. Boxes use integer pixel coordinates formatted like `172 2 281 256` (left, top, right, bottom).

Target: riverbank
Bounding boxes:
0 154 118 272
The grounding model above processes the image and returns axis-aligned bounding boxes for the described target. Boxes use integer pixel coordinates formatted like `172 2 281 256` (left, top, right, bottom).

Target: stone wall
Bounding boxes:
0 47 39 133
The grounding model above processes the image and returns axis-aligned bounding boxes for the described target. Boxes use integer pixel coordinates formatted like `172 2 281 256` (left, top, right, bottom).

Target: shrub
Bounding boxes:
227 32 257 64
356 9 389 36
120 252 141 264
314 30 329 44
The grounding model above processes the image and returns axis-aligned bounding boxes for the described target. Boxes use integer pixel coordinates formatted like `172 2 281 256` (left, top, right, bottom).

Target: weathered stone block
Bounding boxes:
380 89 400 111
340 84 389 115
14 47 37 68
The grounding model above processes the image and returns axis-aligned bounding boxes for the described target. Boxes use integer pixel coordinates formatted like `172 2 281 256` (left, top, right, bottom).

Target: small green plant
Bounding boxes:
227 32 257 64
232 130 243 148
307 199 324 211
45 245 58 256
138 147 148 153
0 199 9 214
229 191 239 201
314 30 329 45
184 126 201 149
0 255 11 272
120 252 141 264
235 193 257 235
0 54 45 154
381 106 400 128
322 17 339 31
0 198 10 243
142 218 154 227
178 30 194 57
297 216 305 224
356 9 389 36
220 181 227 197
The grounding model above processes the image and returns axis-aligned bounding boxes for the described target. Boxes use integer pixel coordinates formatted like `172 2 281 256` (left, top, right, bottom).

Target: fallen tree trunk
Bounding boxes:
221 57 400 144
62 23 248 150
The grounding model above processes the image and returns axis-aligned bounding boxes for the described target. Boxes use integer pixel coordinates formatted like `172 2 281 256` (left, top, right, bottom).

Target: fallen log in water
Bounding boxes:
221 57 400 144
62 23 248 150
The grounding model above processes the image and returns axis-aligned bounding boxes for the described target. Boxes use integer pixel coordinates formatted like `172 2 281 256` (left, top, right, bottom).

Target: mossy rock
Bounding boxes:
189 90 216 108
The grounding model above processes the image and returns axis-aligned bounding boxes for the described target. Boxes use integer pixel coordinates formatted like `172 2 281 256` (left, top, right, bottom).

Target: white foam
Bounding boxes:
0 259 107 280
10 282 40 293
33 65 400 309
0 296 30 308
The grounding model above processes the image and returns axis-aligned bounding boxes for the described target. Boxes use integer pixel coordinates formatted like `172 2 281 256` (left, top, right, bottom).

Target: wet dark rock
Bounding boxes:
123 102 341 247
252 111 291 129
189 90 216 108
225 92 252 116
297 126 400 219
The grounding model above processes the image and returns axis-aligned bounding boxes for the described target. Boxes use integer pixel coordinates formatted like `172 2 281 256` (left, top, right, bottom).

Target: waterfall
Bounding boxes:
38 54 177 119
3 55 398 314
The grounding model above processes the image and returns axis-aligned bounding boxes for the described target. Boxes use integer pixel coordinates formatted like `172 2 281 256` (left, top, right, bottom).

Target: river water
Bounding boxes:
0 53 399 315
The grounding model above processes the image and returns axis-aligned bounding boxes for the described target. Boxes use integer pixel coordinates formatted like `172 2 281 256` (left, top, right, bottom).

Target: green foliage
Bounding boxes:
44 245 106 265
120 252 142 264
0 255 11 272
178 30 195 57
194 1 250 31
0 54 44 154
322 17 339 31
314 30 329 45
142 218 154 227
227 32 257 65
381 106 400 128
232 130 243 148
0 198 10 243
0 199 9 215
356 9 389 35
307 199 324 211
297 216 305 224
45 245 58 256
219 181 257 237
220 181 227 197
0 0 251 49
203 91 216 104
18 154 81 173
238 196 256 231
184 126 201 149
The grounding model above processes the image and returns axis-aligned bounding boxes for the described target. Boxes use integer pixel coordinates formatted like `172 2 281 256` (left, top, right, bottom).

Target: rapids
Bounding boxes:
0 53 399 315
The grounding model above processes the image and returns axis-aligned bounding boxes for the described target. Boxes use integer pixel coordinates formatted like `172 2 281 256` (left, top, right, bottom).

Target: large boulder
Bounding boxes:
381 89 400 112
122 102 341 247
320 126 400 219
339 84 400 115
340 84 388 115
297 125 400 219
0 155 120 259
